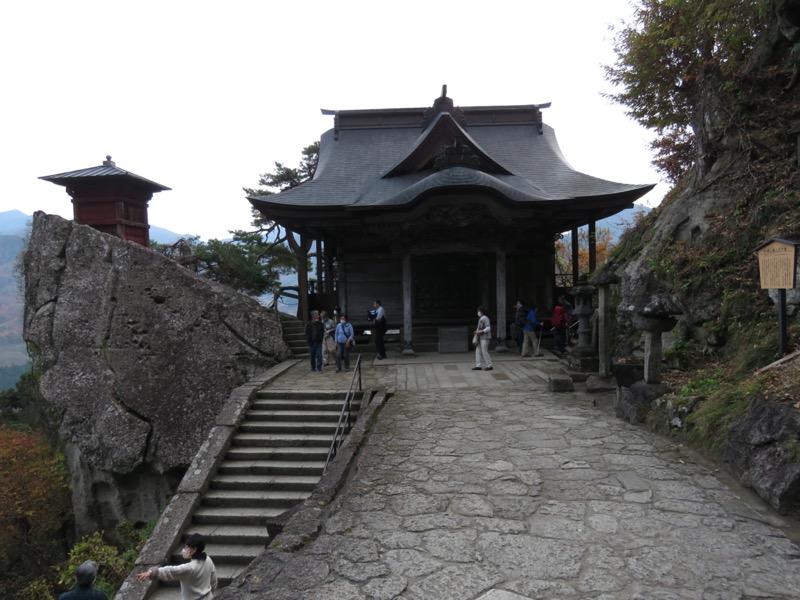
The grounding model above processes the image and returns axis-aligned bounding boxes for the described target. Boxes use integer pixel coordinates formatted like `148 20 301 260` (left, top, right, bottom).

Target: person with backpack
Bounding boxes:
551 298 570 353
520 304 540 358
334 313 356 372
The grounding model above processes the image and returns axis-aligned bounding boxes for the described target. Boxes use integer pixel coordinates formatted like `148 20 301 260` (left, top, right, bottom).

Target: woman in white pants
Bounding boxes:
472 305 493 371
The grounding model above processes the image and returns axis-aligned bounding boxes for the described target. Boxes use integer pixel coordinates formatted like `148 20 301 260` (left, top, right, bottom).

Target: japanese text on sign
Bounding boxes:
757 242 797 289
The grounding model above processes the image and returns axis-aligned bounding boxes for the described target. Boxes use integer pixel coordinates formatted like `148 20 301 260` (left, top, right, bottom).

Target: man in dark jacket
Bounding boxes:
59 560 108 600
305 310 325 372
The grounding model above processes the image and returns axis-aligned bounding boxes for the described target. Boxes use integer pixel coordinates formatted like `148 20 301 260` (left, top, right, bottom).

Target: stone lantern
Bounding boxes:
632 295 681 384
567 274 598 372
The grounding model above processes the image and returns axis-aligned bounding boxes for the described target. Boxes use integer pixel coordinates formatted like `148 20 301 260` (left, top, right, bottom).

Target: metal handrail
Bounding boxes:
323 353 363 473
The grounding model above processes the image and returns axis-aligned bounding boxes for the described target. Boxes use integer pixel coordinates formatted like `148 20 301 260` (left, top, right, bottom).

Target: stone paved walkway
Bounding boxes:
226 352 800 599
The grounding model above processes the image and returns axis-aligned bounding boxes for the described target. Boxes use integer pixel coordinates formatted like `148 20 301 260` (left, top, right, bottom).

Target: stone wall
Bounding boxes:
23 212 291 535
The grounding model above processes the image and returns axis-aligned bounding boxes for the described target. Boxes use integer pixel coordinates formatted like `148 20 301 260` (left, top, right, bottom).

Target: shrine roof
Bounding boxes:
40 156 171 192
249 94 654 215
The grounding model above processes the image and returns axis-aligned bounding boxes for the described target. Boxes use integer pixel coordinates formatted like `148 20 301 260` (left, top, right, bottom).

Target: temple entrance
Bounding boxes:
412 253 494 323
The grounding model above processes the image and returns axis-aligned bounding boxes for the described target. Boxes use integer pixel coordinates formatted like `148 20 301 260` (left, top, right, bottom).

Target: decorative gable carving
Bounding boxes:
383 112 511 178
433 139 483 171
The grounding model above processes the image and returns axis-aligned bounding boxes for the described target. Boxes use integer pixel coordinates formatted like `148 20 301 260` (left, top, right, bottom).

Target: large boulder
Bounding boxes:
23 212 291 534
724 398 800 513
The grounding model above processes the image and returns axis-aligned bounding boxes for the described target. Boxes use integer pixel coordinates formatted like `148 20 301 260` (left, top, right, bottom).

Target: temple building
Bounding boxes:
40 156 170 247
249 88 654 353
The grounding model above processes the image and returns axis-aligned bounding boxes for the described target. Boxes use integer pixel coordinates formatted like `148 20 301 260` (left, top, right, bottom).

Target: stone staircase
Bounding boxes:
146 389 362 600
280 314 308 358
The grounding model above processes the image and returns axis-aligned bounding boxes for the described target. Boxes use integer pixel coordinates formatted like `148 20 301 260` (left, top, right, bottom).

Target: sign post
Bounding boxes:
754 239 798 356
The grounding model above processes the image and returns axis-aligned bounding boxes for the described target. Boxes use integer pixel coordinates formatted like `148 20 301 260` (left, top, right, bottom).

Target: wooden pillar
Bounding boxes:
324 242 335 293
495 249 508 352
402 254 415 356
588 220 597 274
546 241 556 308
338 253 348 315
571 227 579 286
314 239 323 293
597 283 612 378
296 235 310 320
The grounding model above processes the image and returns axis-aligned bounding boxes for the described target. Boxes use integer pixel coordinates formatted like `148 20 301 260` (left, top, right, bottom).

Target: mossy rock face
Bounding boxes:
724 399 800 514
615 381 671 424
649 393 704 434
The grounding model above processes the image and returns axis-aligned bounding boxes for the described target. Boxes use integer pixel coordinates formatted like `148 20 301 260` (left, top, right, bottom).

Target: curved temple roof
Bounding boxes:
249 93 654 234
40 156 171 193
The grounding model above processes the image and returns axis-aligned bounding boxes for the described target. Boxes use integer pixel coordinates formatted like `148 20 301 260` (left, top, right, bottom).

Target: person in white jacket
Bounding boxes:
473 305 493 371
136 533 217 600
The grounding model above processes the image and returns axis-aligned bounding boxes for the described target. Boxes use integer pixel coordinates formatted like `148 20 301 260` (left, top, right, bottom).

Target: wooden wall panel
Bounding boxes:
344 256 402 323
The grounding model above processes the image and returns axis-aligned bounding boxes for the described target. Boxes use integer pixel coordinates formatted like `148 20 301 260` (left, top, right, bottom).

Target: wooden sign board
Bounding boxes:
756 240 797 290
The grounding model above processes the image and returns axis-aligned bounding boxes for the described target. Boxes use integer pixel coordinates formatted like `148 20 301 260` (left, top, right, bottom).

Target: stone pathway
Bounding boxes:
221 352 800 600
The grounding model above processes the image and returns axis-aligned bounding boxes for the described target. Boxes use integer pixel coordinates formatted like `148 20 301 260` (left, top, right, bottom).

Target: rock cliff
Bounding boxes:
23 212 291 534
601 2 800 513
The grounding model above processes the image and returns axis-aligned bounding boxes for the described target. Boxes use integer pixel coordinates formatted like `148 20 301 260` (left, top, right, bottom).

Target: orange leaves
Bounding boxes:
0 426 69 554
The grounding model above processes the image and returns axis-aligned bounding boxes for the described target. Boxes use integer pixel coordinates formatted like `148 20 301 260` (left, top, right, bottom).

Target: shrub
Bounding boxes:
56 531 134 598
0 426 69 592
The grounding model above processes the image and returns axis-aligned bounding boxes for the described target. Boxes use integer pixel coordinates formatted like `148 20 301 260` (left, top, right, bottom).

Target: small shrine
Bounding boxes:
40 156 170 247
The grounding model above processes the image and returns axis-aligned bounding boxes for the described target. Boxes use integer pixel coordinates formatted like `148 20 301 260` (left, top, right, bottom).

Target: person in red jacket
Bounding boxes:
551 299 569 353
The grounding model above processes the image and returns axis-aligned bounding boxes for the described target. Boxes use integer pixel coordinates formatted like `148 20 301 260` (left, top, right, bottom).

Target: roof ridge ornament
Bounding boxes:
103 155 115 167
422 84 466 129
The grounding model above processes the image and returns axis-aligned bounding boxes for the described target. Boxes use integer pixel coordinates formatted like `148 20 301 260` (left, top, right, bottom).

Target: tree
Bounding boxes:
555 227 615 287
156 142 321 305
0 426 69 595
604 0 766 181
243 142 321 317
243 141 319 198
156 232 298 297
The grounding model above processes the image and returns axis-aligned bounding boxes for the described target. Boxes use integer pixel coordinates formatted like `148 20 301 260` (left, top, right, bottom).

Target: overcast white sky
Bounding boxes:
0 0 665 241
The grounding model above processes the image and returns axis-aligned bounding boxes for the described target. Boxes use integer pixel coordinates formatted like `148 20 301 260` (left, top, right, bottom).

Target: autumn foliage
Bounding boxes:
0 426 69 589
554 227 615 287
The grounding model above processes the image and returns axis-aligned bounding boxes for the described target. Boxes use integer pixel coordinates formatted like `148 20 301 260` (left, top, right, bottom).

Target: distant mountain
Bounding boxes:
0 235 27 371
559 204 651 243
0 210 31 238
150 226 197 245
599 204 651 240
0 210 191 245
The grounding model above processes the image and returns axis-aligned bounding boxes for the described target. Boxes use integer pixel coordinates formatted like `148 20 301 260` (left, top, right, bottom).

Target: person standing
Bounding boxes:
552 299 569 353
520 304 540 357
304 310 325 372
59 560 107 600
373 299 387 360
136 533 217 600
472 305 493 371
334 313 356 372
320 310 335 366
513 299 527 353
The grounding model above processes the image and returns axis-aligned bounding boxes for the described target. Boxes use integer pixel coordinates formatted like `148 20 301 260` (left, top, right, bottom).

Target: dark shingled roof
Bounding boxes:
40 156 171 192
249 97 654 229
